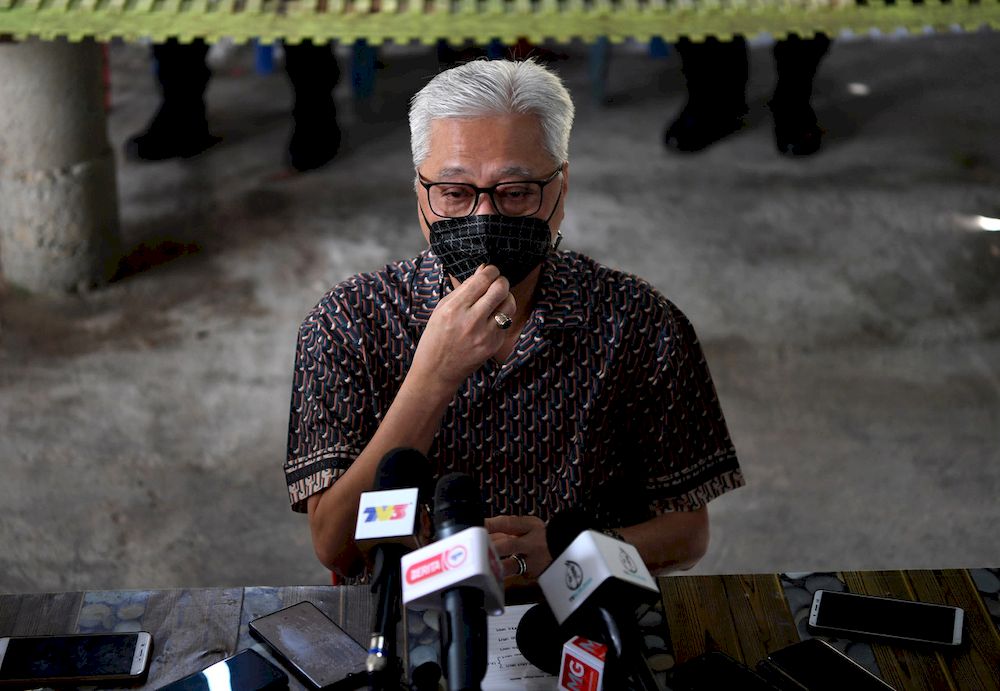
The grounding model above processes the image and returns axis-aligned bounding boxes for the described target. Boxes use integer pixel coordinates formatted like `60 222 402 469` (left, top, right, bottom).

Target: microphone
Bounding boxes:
515 603 563 675
355 448 434 690
515 602 614 690
400 473 504 691
434 473 488 691
538 510 663 691
410 660 443 691
558 636 609 691
515 602 613 675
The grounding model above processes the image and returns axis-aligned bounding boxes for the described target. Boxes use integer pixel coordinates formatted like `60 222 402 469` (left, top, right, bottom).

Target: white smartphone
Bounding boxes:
809 589 963 646
0 631 152 687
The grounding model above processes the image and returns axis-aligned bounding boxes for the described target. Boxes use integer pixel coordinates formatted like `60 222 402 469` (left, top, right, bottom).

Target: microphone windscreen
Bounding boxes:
374 448 432 499
545 508 596 558
410 661 442 691
515 603 563 675
433 472 485 532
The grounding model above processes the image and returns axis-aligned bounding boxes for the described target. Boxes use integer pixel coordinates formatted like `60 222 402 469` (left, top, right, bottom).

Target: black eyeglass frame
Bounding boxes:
417 166 564 219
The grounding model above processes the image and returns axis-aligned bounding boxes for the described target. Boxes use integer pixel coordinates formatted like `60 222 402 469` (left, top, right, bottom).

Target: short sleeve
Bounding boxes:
634 298 744 513
285 296 373 513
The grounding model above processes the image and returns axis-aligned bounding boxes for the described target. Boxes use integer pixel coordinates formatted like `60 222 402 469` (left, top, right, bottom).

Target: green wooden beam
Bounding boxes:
1 0 997 44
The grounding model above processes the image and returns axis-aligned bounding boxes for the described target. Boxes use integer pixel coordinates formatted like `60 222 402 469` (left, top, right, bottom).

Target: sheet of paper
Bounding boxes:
482 603 557 690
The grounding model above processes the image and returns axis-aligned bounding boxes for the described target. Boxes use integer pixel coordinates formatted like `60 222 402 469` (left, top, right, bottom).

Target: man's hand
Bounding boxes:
486 515 551 583
410 264 516 394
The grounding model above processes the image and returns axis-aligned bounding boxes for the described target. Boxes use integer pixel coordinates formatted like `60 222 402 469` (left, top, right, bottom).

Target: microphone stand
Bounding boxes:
441 587 486 691
368 547 403 691
597 606 661 691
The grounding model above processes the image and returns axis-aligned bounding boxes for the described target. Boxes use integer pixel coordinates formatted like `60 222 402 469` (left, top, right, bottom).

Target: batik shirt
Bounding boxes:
286 249 743 527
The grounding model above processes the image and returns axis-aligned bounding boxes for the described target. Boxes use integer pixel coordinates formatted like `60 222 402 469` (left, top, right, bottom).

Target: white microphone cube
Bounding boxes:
558 637 607 691
400 527 505 615
538 530 660 625
354 488 421 547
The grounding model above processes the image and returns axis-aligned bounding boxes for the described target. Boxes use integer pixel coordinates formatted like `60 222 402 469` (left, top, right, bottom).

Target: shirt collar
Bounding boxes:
531 250 590 330
407 248 590 331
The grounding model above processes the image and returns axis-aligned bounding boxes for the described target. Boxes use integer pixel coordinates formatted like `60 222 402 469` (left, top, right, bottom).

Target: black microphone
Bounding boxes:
514 597 625 678
359 448 433 691
433 473 489 691
410 660 443 691
515 510 600 676
545 507 597 557
515 603 563 675
540 510 663 691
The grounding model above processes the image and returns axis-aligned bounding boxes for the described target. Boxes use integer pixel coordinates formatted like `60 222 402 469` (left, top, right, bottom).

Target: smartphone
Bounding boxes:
156 649 287 691
0 631 152 687
757 639 895 691
669 651 781 690
248 601 367 690
808 589 963 646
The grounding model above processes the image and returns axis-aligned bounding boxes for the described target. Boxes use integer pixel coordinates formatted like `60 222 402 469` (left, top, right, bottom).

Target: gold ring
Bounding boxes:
510 553 528 577
493 312 513 330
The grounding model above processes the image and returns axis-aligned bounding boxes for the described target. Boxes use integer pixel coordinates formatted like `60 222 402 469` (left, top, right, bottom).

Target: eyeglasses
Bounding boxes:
418 167 563 219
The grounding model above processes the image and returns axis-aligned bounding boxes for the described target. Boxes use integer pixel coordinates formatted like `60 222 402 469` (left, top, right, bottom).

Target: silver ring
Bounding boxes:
493 312 513 330
510 553 528 577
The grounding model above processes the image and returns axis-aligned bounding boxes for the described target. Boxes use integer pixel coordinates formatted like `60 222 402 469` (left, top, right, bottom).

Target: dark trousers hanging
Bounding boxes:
675 34 831 114
134 39 340 168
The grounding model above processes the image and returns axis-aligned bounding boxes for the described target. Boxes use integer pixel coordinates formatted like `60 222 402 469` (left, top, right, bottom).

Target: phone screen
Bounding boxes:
763 639 894 691
158 650 287 691
0 634 138 679
249 601 366 689
812 590 961 645
670 651 779 691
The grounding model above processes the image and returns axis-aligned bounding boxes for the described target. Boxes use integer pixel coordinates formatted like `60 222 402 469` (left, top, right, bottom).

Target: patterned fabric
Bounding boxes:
286 248 744 527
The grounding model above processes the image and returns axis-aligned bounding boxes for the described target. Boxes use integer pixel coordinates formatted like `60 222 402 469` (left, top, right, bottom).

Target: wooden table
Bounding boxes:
2 569 998 690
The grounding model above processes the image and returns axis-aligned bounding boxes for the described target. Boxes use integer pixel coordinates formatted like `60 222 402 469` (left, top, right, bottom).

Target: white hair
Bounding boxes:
409 59 575 169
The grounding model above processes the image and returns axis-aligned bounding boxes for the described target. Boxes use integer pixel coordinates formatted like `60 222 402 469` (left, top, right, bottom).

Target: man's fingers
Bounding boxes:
451 264 501 306
486 515 536 536
491 536 517 556
469 275 511 322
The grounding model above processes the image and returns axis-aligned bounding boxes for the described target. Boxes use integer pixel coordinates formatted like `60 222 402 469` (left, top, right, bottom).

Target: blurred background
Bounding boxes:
1 31 998 593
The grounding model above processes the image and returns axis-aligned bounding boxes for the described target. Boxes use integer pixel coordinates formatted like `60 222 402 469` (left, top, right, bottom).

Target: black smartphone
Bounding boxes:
248 601 367 690
669 651 781 691
155 649 287 691
757 639 896 691
0 631 152 687
808 589 964 646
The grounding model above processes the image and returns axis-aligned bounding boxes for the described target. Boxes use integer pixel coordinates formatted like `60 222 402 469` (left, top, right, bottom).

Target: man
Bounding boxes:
286 59 744 584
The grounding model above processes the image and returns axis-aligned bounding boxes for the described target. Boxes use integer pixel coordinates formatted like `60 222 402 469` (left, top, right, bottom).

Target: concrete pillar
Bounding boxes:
0 38 121 293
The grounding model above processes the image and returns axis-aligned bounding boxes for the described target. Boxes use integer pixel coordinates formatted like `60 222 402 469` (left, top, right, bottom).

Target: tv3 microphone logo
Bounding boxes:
405 545 468 584
561 653 601 691
363 504 408 522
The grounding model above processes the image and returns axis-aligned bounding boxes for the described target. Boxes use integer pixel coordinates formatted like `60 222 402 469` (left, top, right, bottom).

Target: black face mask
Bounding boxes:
424 190 563 287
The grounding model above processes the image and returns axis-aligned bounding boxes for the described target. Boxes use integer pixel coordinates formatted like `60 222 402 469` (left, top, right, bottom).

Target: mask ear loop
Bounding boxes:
545 178 565 252
419 200 457 291
419 203 436 230
544 183 563 224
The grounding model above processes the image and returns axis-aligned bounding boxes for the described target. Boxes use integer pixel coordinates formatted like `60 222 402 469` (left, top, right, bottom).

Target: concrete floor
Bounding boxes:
1 32 998 593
